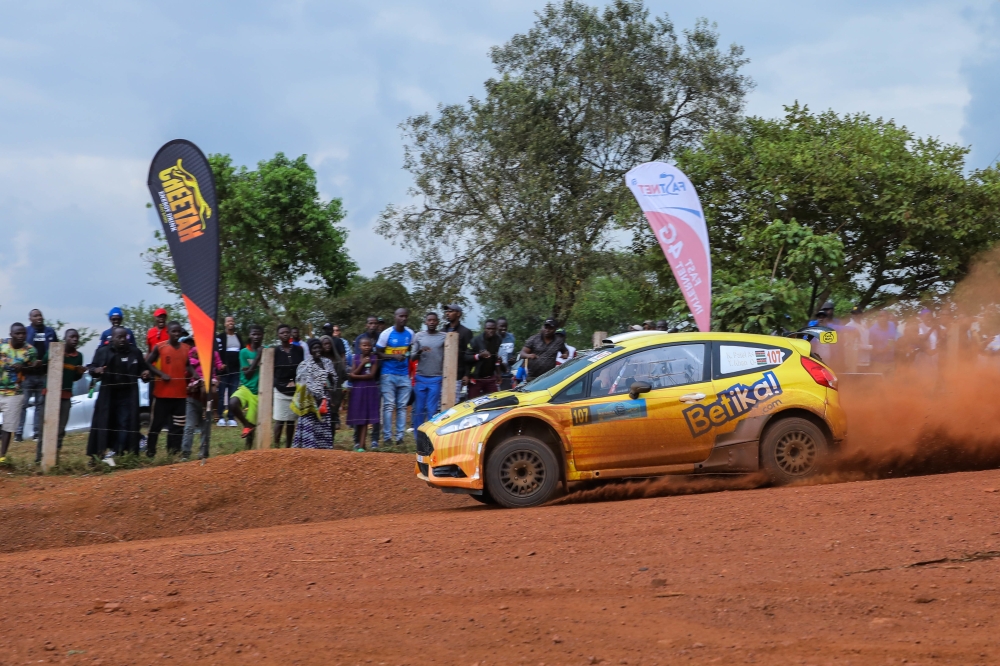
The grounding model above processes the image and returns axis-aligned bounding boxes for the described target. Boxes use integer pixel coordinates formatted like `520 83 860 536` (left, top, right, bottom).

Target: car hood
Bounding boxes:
429 389 552 427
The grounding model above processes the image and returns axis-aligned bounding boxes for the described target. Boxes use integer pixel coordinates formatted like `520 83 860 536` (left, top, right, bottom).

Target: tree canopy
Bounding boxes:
378 0 752 325
144 152 356 332
651 104 1000 332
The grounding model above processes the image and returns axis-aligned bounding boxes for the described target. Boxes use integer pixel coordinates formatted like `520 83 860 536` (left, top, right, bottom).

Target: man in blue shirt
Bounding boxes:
98 307 137 348
375 308 413 447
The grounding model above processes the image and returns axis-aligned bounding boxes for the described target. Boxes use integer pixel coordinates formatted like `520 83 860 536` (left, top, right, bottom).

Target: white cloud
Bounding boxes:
746 3 986 143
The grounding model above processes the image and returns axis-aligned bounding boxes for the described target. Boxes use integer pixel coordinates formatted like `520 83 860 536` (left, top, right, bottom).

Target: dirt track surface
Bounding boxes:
2 452 999 665
0 450 467 553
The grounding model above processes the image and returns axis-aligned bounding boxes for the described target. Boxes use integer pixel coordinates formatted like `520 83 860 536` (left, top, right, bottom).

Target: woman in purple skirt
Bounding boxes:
346 337 380 451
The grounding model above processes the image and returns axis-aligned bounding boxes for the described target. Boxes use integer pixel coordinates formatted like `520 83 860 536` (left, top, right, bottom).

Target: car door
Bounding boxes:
567 342 715 471
686 341 792 444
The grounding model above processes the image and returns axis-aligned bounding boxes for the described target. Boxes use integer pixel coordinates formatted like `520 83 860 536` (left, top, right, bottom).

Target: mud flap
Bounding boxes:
697 440 759 473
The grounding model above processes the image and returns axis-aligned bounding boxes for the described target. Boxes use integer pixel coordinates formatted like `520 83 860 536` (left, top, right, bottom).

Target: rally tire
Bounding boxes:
760 417 828 484
485 436 561 508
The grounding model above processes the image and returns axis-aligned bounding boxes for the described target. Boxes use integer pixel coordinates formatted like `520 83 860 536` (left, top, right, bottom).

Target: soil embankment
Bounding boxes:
0 449 468 553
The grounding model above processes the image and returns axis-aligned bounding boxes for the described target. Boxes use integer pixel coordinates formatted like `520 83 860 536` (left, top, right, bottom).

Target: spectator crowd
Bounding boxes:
0 304 575 466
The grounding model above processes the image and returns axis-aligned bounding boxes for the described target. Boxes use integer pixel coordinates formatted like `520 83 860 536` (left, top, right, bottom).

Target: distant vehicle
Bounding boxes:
1 373 151 436
416 330 846 508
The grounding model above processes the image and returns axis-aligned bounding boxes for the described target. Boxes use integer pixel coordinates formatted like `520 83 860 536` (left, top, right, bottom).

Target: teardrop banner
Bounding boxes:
625 162 712 332
147 139 220 386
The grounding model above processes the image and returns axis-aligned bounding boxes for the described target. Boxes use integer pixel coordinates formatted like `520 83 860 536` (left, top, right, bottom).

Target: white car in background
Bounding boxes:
1 374 151 436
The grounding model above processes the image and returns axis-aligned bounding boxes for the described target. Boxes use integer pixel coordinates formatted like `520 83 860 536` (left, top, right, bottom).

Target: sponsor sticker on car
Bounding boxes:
719 345 786 375
571 400 647 426
683 371 783 437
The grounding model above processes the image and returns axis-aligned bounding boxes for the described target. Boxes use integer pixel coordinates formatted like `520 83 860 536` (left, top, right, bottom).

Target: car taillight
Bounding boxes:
801 356 838 390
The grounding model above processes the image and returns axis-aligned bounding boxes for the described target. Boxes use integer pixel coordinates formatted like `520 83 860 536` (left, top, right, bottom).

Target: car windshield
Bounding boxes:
516 348 621 393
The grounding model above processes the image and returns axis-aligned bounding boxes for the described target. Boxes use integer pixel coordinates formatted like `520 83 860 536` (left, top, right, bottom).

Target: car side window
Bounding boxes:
557 376 587 402
588 344 706 397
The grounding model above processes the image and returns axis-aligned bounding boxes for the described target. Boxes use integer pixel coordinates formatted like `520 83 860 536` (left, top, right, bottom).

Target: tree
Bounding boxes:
378 0 752 325
144 153 356 331
632 104 1000 333
301 274 420 341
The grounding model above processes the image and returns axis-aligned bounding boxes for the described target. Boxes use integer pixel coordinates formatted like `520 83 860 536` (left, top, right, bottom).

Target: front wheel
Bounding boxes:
485 436 561 508
760 417 829 484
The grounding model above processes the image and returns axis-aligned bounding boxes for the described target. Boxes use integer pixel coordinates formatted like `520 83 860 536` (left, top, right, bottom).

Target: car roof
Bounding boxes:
603 330 805 351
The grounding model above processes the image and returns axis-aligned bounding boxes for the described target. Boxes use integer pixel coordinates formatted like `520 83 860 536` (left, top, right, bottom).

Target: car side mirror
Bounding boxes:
629 381 652 400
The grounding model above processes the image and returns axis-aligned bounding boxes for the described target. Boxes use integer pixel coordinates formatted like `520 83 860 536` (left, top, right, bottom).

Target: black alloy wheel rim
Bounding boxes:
499 449 546 497
774 430 817 476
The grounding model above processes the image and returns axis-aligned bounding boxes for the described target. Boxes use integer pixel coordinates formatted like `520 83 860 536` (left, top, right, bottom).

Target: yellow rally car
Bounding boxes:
415 330 846 508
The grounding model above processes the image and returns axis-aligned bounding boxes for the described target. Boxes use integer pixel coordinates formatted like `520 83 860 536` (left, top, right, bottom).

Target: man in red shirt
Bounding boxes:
146 308 169 353
145 322 190 457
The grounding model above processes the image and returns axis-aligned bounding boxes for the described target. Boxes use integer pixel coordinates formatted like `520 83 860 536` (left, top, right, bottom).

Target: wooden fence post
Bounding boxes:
441 331 459 411
592 331 608 349
40 341 64 472
254 347 275 450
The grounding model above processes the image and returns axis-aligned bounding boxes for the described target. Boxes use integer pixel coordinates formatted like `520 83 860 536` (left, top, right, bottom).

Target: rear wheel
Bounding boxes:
760 417 828 484
485 436 561 508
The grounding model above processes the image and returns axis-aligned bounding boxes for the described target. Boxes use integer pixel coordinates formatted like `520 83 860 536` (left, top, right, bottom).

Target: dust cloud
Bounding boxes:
832 247 1000 479
555 247 1000 505
552 472 768 506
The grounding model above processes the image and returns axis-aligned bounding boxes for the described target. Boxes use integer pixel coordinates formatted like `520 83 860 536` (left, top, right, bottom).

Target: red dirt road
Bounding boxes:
2 453 999 665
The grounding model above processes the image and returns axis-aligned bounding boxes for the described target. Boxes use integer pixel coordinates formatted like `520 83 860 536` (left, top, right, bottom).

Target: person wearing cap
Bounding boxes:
98 308 137 348
642 320 654 331
146 308 170 353
808 301 839 326
442 304 474 403
520 319 568 381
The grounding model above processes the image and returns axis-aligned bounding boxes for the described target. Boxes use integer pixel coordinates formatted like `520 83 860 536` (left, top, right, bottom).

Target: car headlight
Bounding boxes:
435 410 508 436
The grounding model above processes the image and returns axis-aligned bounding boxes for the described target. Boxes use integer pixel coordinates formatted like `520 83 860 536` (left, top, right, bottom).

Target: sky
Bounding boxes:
1 0 998 344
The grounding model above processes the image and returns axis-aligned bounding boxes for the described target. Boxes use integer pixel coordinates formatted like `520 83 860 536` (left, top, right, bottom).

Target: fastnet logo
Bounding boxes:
631 172 687 196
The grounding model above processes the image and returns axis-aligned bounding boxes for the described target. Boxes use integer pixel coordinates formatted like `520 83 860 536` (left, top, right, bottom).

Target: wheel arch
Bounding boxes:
483 416 566 481
761 407 835 452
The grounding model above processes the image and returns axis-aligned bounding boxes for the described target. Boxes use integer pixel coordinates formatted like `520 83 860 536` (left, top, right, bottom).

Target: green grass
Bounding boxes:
0 419 417 478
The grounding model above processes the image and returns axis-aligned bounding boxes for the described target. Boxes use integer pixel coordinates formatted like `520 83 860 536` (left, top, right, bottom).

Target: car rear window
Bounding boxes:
714 342 791 380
